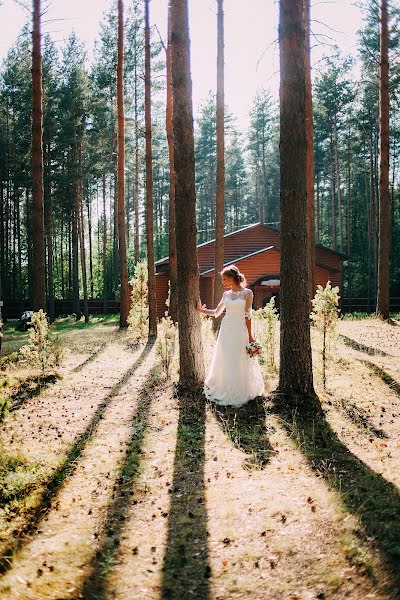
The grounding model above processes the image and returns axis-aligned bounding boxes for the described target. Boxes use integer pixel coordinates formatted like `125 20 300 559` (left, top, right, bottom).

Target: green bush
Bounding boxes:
128 261 149 342
156 316 177 379
311 282 340 388
0 376 9 425
253 297 279 368
19 310 62 377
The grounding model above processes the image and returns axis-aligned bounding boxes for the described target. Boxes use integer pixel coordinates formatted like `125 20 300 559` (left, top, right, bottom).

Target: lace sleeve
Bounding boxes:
244 289 253 319
214 292 226 318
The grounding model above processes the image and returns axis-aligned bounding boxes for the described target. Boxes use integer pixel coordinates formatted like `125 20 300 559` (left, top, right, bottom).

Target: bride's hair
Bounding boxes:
220 265 246 287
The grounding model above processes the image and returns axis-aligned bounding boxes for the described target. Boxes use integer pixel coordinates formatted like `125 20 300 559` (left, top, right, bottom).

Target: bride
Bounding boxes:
196 265 265 407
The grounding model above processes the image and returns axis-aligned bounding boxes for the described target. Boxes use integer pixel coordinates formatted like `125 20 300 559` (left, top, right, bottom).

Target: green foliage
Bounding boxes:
128 261 149 342
0 375 9 425
254 297 279 369
311 282 340 388
156 316 177 379
248 88 279 224
19 310 62 377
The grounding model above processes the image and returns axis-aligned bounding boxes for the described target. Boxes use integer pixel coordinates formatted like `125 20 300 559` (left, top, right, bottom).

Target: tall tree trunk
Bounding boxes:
330 133 337 249
134 33 140 263
304 0 315 302
316 169 320 243
213 0 225 329
117 0 129 328
369 131 377 306
376 0 390 319
144 0 157 336
102 173 108 313
77 142 89 323
113 169 119 296
72 144 81 320
86 193 94 299
333 116 343 252
277 0 315 403
44 143 55 322
0 181 4 340
31 0 46 311
347 126 352 310
170 0 205 390
166 5 178 323
60 213 65 299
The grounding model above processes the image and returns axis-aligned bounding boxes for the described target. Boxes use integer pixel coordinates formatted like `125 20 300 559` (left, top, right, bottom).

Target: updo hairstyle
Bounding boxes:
220 265 246 287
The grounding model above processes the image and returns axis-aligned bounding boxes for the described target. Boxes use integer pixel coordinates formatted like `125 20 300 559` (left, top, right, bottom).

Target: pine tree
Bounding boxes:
376 0 390 319
277 0 316 404
117 0 129 328
248 89 275 224
31 0 46 311
166 3 178 323
170 0 205 391
144 0 157 337
213 0 225 323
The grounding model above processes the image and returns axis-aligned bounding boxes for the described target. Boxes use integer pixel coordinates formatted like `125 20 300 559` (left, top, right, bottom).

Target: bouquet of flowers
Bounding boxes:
246 341 262 357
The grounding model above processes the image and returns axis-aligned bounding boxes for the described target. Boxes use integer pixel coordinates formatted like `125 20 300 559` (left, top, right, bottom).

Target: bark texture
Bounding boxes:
117 0 129 328
304 0 315 302
278 0 315 401
144 0 157 336
31 0 46 311
72 145 81 320
170 0 205 389
213 0 225 325
102 173 108 313
44 143 55 322
166 6 178 323
376 0 390 320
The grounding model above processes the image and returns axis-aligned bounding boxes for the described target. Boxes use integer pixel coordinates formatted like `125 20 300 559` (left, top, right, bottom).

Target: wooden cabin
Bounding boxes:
155 223 346 319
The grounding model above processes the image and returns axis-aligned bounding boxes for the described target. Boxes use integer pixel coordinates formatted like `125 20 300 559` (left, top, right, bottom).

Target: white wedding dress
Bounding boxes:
204 288 265 407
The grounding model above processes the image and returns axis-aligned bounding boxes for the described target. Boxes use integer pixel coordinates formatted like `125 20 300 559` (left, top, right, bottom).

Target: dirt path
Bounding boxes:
0 335 154 562
0 338 157 599
1 319 400 599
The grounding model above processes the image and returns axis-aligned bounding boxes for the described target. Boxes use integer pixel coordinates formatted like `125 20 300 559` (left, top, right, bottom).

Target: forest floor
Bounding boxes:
0 314 400 599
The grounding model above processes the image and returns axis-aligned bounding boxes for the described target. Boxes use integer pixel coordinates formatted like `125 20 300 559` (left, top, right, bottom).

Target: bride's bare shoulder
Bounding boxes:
244 287 253 295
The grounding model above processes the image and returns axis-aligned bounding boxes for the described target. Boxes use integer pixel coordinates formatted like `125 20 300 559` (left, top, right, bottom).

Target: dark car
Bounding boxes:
16 310 34 331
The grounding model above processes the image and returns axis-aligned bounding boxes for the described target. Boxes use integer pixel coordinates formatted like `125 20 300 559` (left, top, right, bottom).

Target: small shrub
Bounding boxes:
128 260 149 343
156 316 177 379
310 281 340 388
253 297 279 368
19 310 62 377
0 376 9 425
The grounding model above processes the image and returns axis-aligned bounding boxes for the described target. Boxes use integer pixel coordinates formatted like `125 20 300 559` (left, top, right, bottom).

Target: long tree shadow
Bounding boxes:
210 396 275 469
0 337 155 575
272 398 400 594
161 395 210 600
362 360 400 398
81 361 159 600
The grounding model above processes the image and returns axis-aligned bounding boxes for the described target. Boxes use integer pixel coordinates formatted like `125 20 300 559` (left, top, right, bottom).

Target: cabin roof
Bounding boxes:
155 222 348 268
200 245 277 275
200 245 341 276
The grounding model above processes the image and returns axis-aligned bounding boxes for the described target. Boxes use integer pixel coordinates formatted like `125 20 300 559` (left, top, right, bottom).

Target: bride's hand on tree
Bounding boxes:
196 299 206 312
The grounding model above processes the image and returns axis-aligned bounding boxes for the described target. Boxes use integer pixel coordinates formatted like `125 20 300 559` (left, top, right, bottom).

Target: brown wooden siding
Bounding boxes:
199 276 213 309
155 273 169 319
315 265 330 288
155 223 344 316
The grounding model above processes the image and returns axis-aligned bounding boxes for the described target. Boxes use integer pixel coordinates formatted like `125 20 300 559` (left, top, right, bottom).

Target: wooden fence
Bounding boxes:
341 297 400 313
2 300 120 320
2 297 399 320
